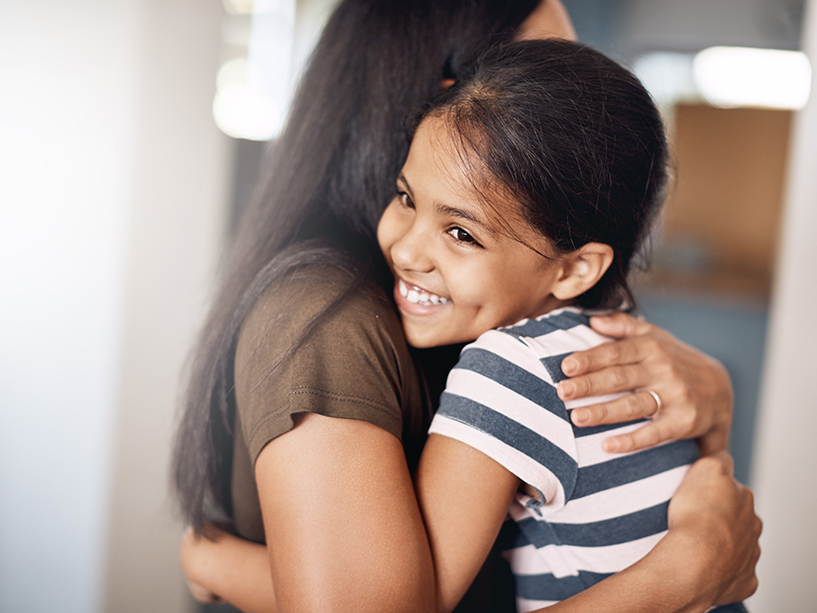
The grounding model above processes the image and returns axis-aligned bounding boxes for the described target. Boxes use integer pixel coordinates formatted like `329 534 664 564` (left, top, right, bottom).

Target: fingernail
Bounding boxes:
603 438 618 453
558 381 575 399
562 357 579 375
572 408 589 424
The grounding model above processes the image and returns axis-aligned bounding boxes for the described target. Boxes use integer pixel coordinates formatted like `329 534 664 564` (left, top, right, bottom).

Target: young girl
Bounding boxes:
377 39 747 612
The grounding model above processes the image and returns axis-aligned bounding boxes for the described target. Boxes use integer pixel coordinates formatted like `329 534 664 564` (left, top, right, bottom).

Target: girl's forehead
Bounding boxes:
407 117 549 250
411 117 501 217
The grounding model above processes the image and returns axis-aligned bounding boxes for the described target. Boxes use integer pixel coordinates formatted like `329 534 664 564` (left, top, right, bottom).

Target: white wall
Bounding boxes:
749 1 817 611
0 1 230 611
0 2 140 611
100 1 230 611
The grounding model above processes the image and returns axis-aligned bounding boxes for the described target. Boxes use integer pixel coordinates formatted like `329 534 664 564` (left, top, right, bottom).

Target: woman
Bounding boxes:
172 1 757 611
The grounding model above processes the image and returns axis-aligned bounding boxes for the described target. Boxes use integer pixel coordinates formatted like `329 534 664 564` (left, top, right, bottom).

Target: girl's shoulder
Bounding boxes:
460 307 617 386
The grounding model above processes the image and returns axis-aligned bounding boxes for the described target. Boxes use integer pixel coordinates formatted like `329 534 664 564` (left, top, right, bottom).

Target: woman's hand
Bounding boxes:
557 312 733 454
666 452 761 606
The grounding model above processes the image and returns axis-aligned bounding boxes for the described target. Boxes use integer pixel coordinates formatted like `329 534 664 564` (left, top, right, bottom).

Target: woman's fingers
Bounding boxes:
702 450 735 476
562 312 735 454
600 421 670 453
568 386 710 453
569 390 660 426
587 312 651 339
561 335 652 377
558 363 652 400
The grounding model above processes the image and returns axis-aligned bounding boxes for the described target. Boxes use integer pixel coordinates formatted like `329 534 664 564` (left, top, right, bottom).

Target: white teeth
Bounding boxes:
397 278 449 306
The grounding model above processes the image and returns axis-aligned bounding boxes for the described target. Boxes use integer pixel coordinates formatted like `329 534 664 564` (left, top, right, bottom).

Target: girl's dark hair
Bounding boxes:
425 39 669 309
173 0 543 530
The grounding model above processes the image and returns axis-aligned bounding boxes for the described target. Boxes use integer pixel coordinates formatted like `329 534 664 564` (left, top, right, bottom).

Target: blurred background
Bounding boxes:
0 0 814 611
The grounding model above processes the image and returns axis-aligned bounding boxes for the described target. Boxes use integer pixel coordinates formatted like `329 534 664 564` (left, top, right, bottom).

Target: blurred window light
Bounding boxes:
213 58 283 140
632 52 698 108
223 0 254 15
214 0 295 141
693 46 811 110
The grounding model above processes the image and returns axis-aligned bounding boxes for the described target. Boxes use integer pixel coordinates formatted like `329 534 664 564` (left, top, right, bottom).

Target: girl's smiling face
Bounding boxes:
377 116 568 349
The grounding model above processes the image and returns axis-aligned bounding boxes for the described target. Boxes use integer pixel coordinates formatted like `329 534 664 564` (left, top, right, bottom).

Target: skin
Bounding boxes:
516 0 577 41
180 0 751 610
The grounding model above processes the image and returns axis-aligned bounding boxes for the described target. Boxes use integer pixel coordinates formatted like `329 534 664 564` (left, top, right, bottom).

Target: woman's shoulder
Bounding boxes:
239 263 396 353
233 261 419 458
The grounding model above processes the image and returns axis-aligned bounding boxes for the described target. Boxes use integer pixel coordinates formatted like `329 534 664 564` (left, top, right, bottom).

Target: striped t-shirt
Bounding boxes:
429 307 716 611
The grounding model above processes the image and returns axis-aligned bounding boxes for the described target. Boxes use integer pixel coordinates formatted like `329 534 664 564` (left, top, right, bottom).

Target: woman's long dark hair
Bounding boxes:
173 0 542 531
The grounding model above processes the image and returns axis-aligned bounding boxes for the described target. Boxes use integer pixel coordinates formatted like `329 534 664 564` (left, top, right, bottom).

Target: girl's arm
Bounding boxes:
181 527 274 611
558 313 733 455
415 437 759 613
181 449 759 613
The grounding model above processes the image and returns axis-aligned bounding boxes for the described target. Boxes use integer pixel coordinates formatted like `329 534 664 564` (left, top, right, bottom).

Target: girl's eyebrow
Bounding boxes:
397 173 415 200
434 203 494 235
398 173 495 235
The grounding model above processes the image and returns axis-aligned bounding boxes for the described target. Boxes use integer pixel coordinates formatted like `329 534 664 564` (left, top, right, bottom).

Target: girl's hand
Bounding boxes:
557 312 733 454
179 525 276 613
667 452 761 606
180 527 225 604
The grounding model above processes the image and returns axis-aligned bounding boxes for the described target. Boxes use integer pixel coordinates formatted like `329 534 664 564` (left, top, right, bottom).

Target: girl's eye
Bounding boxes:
397 191 414 209
448 226 479 245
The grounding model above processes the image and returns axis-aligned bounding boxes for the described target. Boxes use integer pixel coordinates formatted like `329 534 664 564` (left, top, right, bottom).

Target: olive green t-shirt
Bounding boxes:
230 263 431 543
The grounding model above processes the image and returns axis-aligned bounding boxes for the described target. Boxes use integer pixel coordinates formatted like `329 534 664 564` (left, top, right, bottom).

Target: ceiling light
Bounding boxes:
693 46 811 110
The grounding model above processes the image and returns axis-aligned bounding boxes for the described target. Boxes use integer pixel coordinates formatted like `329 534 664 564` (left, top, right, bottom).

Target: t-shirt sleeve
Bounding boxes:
234 265 417 465
428 329 579 512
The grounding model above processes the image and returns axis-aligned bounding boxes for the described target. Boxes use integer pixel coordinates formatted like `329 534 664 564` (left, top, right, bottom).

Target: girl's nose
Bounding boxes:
391 224 434 274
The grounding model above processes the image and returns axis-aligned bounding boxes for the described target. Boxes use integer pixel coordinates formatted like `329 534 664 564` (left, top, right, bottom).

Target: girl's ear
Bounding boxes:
551 243 614 301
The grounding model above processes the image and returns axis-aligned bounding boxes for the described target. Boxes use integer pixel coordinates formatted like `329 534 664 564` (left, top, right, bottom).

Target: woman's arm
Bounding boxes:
180 414 435 613
558 313 733 455
255 412 435 613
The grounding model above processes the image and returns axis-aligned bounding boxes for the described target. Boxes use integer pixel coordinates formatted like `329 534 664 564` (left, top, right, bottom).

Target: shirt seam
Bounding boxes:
247 386 400 444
